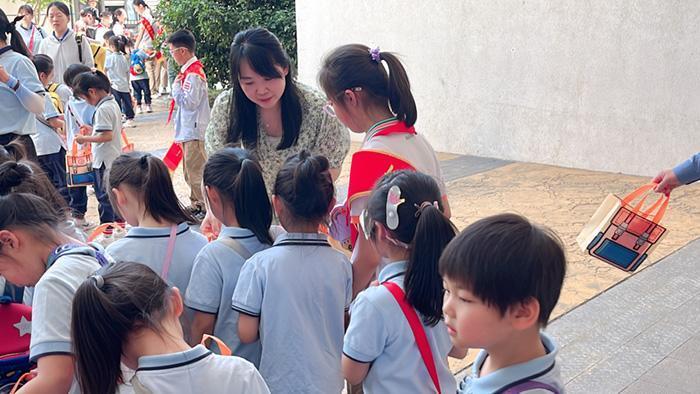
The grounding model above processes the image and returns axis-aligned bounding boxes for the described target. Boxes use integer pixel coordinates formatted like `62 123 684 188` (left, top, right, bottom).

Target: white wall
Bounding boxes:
296 0 700 176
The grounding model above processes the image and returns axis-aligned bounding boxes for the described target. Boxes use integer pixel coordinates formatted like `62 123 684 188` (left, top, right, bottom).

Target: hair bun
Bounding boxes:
0 161 32 195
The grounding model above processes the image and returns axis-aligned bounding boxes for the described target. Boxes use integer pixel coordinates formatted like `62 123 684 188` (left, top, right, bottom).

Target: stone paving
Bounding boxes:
89 103 700 389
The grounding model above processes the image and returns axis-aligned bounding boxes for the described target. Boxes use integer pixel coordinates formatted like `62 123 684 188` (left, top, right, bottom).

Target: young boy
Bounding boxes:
165 29 210 221
440 213 567 394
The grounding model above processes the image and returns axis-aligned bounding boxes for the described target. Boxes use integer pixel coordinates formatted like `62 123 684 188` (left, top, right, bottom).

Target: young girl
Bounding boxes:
185 147 273 366
71 261 270 394
343 170 465 393
232 150 352 393
319 44 450 297
31 54 70 204
72 70 121 224
0 9 44 159
105 35 135 127
0 191 108 393
112 8 127 37
105 152 208 338
16 4 46 55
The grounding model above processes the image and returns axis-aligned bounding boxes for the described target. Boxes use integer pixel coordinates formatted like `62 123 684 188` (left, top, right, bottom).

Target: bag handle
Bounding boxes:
217 237 253 260
10 372 32 393
161 224 178 279
121 130 131 146
621 183 656 207
200 334 232 356
383 281 441 394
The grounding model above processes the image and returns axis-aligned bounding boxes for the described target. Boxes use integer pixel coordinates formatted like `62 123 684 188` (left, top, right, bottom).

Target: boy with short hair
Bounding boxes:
440 213 567 394
165 29 210 221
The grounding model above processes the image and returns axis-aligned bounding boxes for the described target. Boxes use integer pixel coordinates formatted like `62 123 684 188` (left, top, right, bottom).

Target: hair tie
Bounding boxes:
139 154 150 167
414 201 439 218
369 47 381 63
91 274 104 289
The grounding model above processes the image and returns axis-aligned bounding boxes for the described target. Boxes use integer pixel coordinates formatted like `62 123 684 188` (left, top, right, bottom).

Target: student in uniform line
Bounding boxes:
72 70 121 224
79 7 98 41
105 152 208 340
130 46 152 114
95 10 112 45
319 44 449 298
36 2 94 84
16 4 46 55
165 29 210 221
232 150 353 394
185 147 273 366
105 35 135 128
71 262 271 394
441 213 567 394
31 54 71 204
0 191 109 394
62 64 95 228
112 8 127 37
343 170 465 393
0 9 45 160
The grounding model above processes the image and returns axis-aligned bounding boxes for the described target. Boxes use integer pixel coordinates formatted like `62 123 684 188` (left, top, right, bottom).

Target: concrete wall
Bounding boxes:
296 0 700 176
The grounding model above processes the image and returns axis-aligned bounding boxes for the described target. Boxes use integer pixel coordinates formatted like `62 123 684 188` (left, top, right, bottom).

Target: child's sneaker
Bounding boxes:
123 119 135 128
146 104 153 113
136 105 143 114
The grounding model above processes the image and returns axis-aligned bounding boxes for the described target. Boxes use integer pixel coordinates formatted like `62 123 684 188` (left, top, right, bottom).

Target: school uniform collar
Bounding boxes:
0 46 12 57
19 23 34 32
218 226 255 240
378 260 407 283
180 56 198 73
469 332 558 393
95 94 115 109
365 116 398 140
52 28 72 42
273 232 330 247
126 222 190 238
137 344 211 371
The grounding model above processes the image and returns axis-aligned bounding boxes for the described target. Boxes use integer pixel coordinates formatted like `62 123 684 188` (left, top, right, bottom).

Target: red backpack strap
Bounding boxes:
382 281 441 394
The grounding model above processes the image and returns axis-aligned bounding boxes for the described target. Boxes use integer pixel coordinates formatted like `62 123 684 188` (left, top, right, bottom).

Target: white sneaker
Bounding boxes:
146 104 153 113
136 105 143 114
123 119 135 128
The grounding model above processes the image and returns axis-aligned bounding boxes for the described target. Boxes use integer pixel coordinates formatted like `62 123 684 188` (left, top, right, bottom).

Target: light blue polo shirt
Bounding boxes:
185 226 271 366
458 332 563 393
0 47 44 136
231 232 352 394
344 261 456 394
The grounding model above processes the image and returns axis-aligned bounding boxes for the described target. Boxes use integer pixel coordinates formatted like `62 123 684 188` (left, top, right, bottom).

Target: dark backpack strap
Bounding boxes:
75 35 83 64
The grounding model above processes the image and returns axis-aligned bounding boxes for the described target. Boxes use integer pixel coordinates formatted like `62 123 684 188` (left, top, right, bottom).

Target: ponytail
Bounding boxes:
203 148 273 244
273 150 334 224
0 10 30 58
107 153 194 225
72 262 172 394
0 140 27 164
319 44 418 127
0 159 68 211
366 170 456 326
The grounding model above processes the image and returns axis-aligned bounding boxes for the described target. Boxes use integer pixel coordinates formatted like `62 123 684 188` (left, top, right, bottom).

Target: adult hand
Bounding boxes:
0 65 10 84
652 169 681 195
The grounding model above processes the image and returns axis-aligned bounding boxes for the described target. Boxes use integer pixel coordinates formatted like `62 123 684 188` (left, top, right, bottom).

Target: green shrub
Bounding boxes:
157 0 296 87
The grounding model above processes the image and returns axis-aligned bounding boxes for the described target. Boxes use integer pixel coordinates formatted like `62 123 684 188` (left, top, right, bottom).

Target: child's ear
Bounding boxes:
169 287 185 318
112 187 127 207
509 297 541 330
0 230 18 251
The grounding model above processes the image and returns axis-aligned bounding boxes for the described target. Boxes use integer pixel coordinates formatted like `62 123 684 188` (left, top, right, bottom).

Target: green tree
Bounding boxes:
157 0 295 87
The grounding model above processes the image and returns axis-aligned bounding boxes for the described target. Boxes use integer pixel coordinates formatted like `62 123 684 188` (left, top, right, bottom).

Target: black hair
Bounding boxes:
103 30 115 42
366 170 455 326
132 0 149 9
0 9 30 58
319 44 418 127
17 4 34 16
108 35 126 54
72 262 172 394
0 193 63 257
203 148 273 245
165 29 195 52
114 8 125 18
100 10 112 18
46 2 70 18
80 7 98 19
228 28 303 151
439 213 567 327
0 160 68 212
63 63 92 88
73 69 111 96
32 54 54 76
273 150 334 225
107 152 195 225
0 140 26 164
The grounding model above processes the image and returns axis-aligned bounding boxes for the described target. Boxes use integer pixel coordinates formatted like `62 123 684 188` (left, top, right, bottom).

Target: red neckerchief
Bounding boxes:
28 24 36 53
140 17 163 59
167 59 207 124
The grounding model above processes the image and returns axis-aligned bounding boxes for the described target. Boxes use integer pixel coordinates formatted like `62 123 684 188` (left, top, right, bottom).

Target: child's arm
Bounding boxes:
351 233 382 299
75 125 113 144
342 356 371 385
16 355 75 393
238 314 260 343
172 73 207 111
189 311 216 346
0 65 44 115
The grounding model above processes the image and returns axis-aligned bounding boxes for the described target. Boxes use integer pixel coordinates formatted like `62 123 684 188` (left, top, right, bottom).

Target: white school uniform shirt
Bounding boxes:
91 95 122 168
348 122 447 218
18 23 46 54
65 96 95 147
122 345 270 394
113 22 125 37
138 10 155 51
105 52 131 93
0 47 44 136
231 232 353 394
36 29 94 84
30 245 104 394
31 93 65 156
172 56 210 142
344 261 456 394
185 226 270 367
458 333 563 394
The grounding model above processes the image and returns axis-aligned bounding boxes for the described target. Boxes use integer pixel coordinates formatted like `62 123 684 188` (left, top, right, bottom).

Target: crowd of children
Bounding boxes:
0 5 573 392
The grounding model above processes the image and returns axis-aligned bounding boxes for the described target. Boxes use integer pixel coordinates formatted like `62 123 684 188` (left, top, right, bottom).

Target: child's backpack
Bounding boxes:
46 83 64 115
130 50 146 77
0 298 32 391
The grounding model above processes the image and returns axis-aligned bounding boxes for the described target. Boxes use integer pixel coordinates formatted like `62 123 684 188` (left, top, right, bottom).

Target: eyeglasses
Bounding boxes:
322 87 363 118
